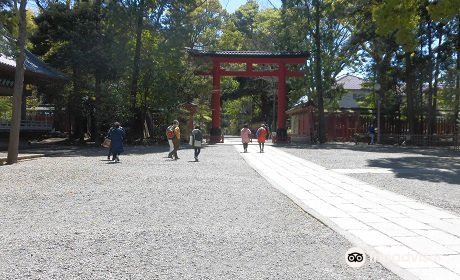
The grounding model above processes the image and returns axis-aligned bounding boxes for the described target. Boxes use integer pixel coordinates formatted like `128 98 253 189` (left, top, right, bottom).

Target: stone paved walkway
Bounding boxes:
236 143 460 280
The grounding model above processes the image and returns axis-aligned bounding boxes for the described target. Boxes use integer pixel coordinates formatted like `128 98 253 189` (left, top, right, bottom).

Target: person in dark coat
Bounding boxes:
108 122 125 162
368 124 376 145
191 125 203 162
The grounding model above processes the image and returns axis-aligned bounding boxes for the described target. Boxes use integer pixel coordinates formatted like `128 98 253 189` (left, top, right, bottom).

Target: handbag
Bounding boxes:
189 135 194 145
194 140 202 148
102 138 111 148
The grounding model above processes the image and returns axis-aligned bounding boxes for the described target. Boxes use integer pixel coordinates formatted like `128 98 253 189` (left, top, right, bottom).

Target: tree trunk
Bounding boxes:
405 52 417 135
92 0 102 144
70 64 84 140
313 0 326 143
7 0 27 164
128 0 145 139
130 0 144 111
427 21 434 135
432 25 443 135
93 74 102 143
454 17 460 139
374 57 388 144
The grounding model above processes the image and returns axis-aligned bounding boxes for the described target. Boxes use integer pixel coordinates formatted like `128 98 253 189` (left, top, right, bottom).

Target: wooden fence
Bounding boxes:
324 112 458 146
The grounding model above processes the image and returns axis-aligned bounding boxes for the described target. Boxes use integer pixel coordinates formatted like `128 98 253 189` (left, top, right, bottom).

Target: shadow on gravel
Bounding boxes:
277 142 458 158
35 144 222 161
367 156 460 185
45 145 200 158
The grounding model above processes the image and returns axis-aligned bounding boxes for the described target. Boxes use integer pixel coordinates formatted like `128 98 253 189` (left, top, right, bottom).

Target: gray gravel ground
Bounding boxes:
279 143 460 215
0 144 399 279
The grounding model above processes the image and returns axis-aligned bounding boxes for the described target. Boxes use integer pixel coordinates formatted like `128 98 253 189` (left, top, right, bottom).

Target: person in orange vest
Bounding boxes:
256 124 268 153
264 123 270 139
165 121 175 155
167 120 181 160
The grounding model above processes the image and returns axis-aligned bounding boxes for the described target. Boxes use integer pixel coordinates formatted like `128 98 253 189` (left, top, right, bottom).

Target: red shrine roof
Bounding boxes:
187 49 310 59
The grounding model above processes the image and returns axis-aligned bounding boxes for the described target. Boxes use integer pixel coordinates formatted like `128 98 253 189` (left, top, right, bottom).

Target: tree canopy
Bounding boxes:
0 0 458 141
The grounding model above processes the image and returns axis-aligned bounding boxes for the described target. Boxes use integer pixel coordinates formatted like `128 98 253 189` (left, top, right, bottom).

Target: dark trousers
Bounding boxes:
168 139 180 159
259 142 264 151
112 152 119 160
194 148 201 158
243 143 248 151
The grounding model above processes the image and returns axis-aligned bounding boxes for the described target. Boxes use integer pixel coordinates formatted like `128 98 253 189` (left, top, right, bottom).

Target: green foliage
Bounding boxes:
373 0 459 51
428 0 460 22
223 96 254 134
281 0 358 110
218 21 245 50
1 0 455 140
372 0 420 51
0 97 12 120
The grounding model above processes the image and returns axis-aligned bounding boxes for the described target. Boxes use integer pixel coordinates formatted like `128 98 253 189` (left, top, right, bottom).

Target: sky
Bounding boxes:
26 1 282 15
219 0 281 13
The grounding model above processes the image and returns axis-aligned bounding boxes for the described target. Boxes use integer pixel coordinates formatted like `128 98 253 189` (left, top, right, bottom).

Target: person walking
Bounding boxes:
167 120 181 160
105 124 115 160
166 122 175 157
108 122 125 162
240 124 252 153
191 125 203 162
368 124 376 145
256 124 268 153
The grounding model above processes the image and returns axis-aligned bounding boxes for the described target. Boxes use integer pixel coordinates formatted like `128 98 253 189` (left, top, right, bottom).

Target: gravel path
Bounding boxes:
279 143 460 215
0 144 398 279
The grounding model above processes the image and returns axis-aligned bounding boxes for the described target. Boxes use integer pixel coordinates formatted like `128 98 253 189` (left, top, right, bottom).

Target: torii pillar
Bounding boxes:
277 63 287 139
210 62 222 143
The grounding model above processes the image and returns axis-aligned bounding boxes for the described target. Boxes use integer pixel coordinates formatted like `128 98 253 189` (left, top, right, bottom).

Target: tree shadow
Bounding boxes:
278 142 458 158
367 156 460 185
44 145 187 158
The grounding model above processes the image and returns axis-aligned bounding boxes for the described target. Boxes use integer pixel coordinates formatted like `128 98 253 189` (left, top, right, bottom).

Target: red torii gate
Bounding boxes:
188 49 310 143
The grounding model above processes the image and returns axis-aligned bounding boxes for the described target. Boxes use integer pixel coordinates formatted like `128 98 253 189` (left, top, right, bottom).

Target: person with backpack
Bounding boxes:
256 124 268 153
240 124 251 153
108 122 125 162
191 125 203 162
264 123 270 140
167 120 181 160
166 122 175 156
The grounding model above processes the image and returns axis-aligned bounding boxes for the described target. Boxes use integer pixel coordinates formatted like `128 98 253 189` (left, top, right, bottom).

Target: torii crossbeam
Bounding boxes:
188 49 310 143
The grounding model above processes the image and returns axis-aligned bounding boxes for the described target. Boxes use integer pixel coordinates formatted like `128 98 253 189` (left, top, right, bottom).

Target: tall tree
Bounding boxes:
281 0 357 142
130 0 144 113
372 0 459 135
7 0 27 164
313 0 326 143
